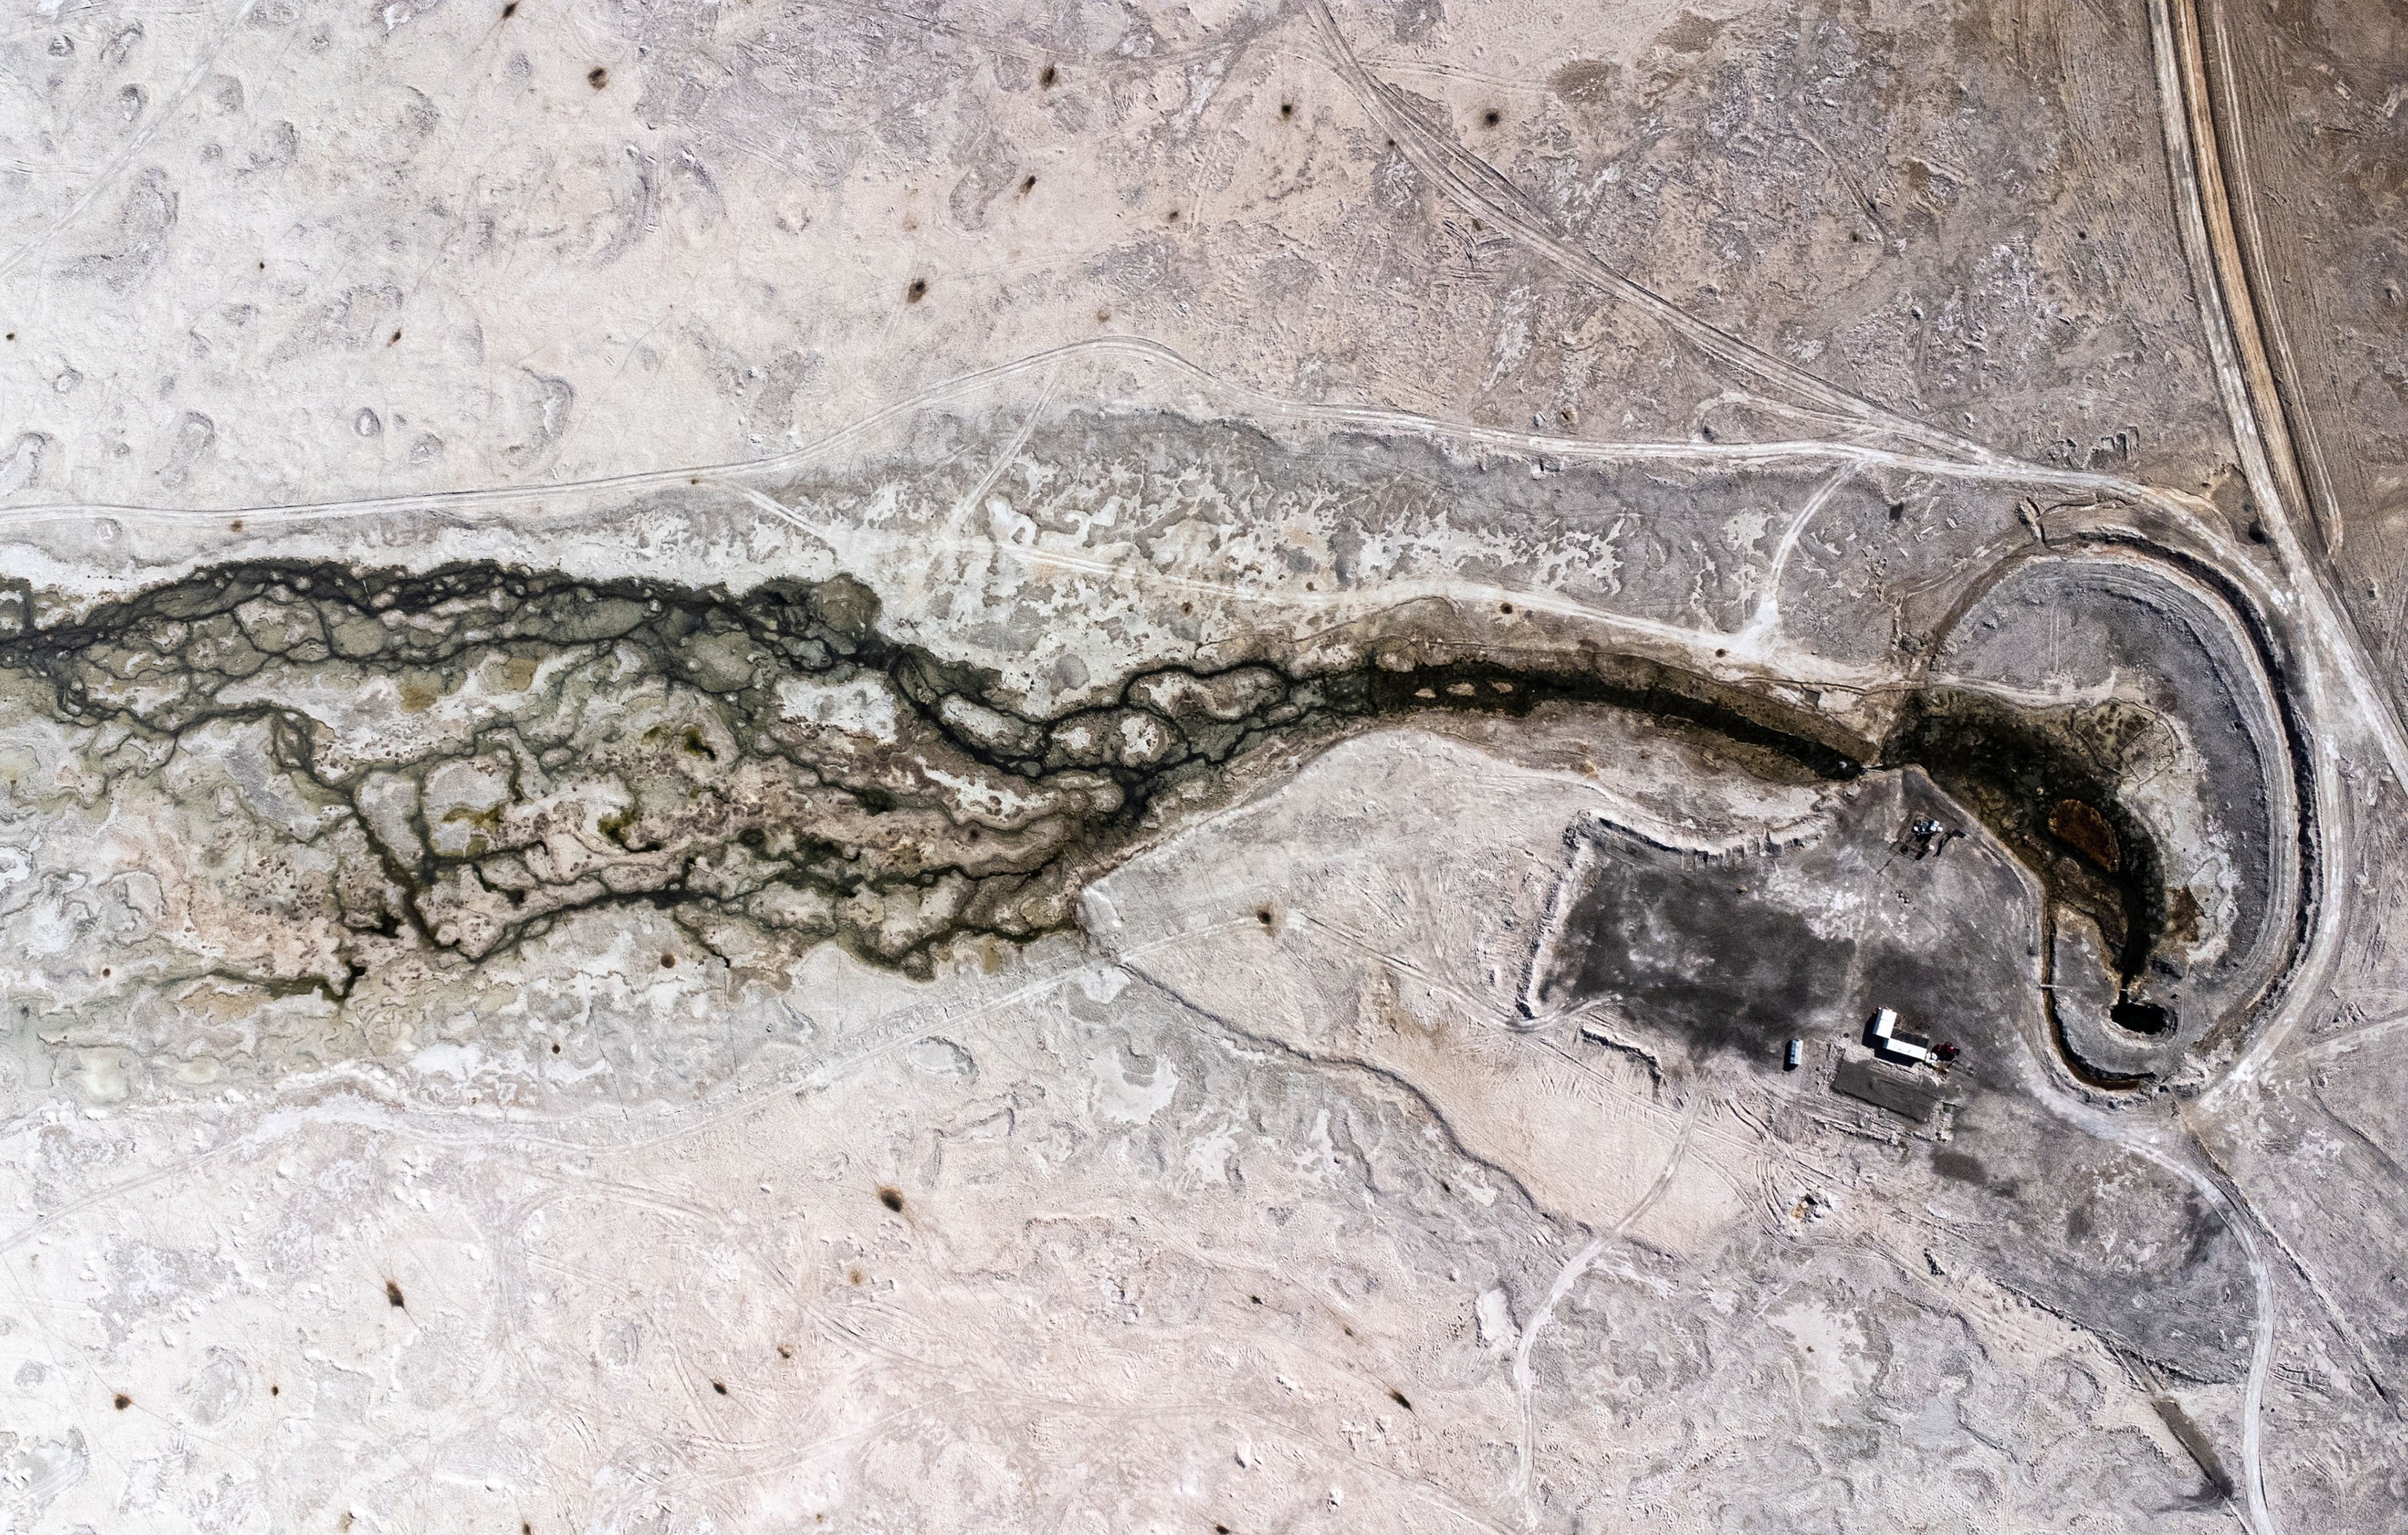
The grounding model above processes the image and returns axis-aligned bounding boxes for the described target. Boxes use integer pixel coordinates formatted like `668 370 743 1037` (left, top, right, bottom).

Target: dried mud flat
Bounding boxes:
0 1 2404 1532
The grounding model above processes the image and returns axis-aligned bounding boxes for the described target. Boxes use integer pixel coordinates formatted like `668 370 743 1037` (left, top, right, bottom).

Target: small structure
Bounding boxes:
1867 1007 1939 1067
1783 1038 1803 1071
1907 817 1960 858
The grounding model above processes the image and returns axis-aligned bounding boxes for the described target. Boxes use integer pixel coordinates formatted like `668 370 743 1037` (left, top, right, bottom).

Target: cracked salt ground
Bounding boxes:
1 0 2406 1527
0 556 2232 1088
0 535 2326 1528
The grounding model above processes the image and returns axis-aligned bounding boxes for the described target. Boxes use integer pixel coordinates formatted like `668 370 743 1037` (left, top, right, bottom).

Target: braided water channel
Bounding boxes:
0 561 2207 1061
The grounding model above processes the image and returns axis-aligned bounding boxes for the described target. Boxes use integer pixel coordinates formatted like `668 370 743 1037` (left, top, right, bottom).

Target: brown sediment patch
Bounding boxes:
2048 799 2121 872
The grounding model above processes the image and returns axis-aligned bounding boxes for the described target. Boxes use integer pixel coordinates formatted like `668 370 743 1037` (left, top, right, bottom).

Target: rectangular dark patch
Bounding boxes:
1831 1058 1945 1123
